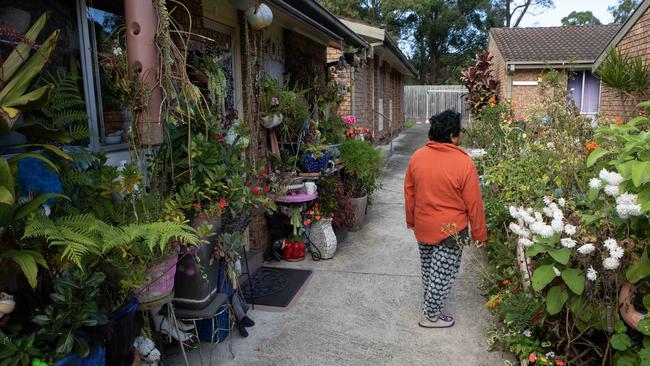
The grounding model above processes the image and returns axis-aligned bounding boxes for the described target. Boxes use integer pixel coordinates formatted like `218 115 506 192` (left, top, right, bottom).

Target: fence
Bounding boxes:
404 85 470 125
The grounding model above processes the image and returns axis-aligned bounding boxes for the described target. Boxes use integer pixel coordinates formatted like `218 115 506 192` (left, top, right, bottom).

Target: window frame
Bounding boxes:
568 70 601 115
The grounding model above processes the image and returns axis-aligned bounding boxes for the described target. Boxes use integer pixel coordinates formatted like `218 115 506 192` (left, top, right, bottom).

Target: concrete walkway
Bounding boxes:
172 123 511 365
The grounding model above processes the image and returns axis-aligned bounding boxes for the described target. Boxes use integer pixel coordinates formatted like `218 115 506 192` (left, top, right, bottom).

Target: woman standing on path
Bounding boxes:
404 110 487 328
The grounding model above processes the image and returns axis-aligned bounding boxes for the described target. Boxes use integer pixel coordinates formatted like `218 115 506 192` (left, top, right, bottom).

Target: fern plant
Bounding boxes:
18 70 90 145
23 213 199 267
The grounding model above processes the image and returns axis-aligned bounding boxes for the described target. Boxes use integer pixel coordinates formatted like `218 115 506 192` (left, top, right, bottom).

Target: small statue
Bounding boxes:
0 292 15 320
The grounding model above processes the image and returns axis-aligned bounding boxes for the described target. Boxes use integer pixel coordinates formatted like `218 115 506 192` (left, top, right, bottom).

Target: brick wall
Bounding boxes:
487 36 508 98
509 69 569 118
600 6 650 120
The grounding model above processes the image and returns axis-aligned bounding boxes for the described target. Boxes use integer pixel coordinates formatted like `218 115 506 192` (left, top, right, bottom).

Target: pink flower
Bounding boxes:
271 97 279 106
529 353 537 363
342 115 356 125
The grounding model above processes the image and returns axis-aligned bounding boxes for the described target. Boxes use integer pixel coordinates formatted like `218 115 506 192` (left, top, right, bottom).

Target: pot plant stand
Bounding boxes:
271 192 319 261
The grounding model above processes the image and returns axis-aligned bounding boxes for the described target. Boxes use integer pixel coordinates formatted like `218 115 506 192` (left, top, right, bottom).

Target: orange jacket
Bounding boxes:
404 141 487 244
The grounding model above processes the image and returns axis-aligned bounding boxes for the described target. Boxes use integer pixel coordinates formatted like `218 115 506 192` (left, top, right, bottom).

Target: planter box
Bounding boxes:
350 195 368 232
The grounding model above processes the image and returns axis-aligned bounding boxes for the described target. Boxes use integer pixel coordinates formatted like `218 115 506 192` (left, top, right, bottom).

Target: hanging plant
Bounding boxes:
246 3 273 30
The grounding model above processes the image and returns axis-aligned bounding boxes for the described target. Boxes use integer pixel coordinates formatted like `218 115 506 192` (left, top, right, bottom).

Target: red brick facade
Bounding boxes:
326 47 406 143
599 5 650 120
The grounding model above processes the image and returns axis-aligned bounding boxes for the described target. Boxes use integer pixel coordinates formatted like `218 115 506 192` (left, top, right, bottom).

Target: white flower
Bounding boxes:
589 178 602 190
577 243 595 255
551 219 564 233
553 266 561 277
610 246 625 259
509 222 522 234
546 142 555 149
523 329 532 337
615 193 643 219
603 238 618 251
603 257 620 270
599 168 610 181
539 225 555 238
534 212 543 222
558 198 566 207
564 224 577 236
604 171 625 186
561 238 577 248
523 214 536 225
604 185 620 197
469 149 487 159
586 266 598 281
543 207 554 217
43 204 51 217
616 193 638 206
553 210 564 221
113 47 123 56
544 196 553 206
518 237 534 248
509 206 519 219
545 351 555 359
548 203 559 211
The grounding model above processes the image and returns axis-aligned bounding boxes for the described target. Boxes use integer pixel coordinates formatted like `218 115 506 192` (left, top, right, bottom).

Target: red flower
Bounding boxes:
308 210 315 215
260 167 270 176
193 202 202 210
252 187 261 196
502 279 511 286
211 133 224 141
219 198 228 209
263 185 271 193
315 215 321 221
529 353 537 363
555 360 565 366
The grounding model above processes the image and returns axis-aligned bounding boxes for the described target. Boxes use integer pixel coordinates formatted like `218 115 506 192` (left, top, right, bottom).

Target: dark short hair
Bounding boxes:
428 110 461 143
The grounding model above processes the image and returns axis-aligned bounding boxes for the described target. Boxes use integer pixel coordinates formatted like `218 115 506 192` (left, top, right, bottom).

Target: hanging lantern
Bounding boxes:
246 3 273 30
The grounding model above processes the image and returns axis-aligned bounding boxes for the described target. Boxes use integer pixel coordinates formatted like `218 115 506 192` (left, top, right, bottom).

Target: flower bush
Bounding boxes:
471 65 650 364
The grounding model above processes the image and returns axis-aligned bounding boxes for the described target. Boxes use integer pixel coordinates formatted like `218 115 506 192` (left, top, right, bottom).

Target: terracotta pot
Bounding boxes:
619 280 648 330
349 195 368 231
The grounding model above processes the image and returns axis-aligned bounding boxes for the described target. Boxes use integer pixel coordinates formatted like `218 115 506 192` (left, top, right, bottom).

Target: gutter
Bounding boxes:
506 60 594 70
284 0 369 48
382 32 418 78
266 0 343 43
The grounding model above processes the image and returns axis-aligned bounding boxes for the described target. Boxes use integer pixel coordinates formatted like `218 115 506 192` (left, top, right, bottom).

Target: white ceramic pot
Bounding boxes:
350 195 368 231
308 218 337 259
261 113 282 129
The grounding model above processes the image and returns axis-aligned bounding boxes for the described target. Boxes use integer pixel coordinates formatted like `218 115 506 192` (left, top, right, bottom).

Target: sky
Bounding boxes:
518 0 619 27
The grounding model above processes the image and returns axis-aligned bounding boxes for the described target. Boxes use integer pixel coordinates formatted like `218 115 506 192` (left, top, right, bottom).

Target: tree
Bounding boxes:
561 11 601 26
608 0 641 24
491 0 554 27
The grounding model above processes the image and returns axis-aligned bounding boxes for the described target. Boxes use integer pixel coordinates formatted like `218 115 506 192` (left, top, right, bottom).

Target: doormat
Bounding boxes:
241 267 312 308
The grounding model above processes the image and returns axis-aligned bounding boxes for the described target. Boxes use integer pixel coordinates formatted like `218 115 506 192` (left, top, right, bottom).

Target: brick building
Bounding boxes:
594 0 650 120
326 18 417 143
487 25 620 118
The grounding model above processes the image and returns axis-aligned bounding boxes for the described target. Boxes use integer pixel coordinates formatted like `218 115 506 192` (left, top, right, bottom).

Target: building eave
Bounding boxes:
593 0 650 70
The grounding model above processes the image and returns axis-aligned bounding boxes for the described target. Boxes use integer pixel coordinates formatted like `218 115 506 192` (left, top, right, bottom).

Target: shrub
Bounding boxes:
339 139 384 198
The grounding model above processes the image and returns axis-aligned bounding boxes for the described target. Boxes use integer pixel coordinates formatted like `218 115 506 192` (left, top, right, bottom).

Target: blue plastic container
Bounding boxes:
53 346 105 366
196 304 230 343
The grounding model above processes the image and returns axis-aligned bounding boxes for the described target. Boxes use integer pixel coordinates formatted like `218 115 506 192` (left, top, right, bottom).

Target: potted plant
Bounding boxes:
306 198 337 259
260 76 283 129
283 206 306 261
300 144 330 173
339 139 384 231
343 46 357 65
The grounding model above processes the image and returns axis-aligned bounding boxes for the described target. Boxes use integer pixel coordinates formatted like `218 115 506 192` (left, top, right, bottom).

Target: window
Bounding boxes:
568 70 600 114
78 0 127 149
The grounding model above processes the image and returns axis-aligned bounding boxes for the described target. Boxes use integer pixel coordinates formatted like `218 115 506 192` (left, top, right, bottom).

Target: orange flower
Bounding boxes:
303 219 312 225
510 100 517 109
488 96 497 106
315 215 321 221
502 279 511 286
584 140 599 155
614 117 624 126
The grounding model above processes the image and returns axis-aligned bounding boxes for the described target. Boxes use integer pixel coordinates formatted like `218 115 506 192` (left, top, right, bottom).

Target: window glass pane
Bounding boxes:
567 71 583 111
582 71 600 114
0 1 83 150
86 0 127 145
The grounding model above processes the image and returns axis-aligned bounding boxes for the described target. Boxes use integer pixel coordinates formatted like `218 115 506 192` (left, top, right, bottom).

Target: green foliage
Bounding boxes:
596 47 649 100
609 0 641 23
461 51 500 114
32 269 108 361
561 11 601 25
339 139 384 198
0 13 57 133
318 116 347 144
0 250 47 289
0 330 44 366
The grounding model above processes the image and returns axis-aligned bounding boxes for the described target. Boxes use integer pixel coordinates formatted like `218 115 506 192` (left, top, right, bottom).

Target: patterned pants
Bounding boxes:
418 229 466 321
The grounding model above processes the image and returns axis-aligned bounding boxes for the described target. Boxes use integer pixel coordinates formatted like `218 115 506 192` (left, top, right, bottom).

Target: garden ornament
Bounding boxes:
246 3 273 30
0 292 15 319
